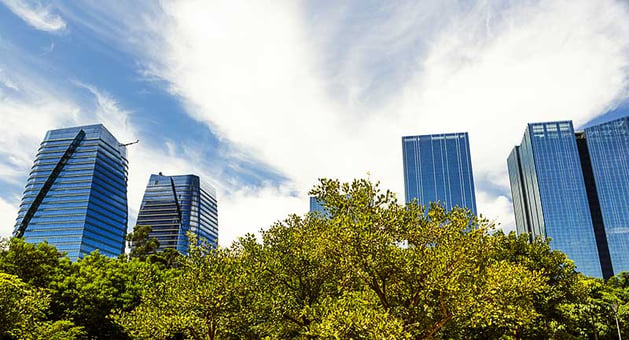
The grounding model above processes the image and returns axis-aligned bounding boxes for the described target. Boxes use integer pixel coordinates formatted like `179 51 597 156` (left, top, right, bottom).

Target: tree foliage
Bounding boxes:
5 178 629 339
115 238 253 340
126 224 160 260
0 237 70 287
0 238 175 339
116 178 561 339
0 272 85 339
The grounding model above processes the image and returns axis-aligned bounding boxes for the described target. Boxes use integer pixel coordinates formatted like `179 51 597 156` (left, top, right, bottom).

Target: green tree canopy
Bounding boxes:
0 237 70 288
0 272 85 339
126 224 160 260
6 177 626 339
117 178 553 339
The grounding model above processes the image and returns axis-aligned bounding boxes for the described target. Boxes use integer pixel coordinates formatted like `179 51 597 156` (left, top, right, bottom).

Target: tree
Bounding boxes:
7 177 601 338
306 178 545 338
0 272 47 337
249 213 356 338
0 272 85 339
168 178 545 339
49 251 172 339
458 231 585 338
607 272 629 337
115 238 253 340
126 225 160 260
304 290 407 339
0 237 71 288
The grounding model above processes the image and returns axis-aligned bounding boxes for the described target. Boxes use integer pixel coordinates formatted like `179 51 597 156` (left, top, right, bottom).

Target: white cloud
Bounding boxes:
0 72 199 239
218 185 304 245
392 0 629 228
0 85 79 237
0 196 19 237
475 191 514 230
4 0 629 246
0 68 20 91
0 84 80 186
0 0 66 32
72 84 201 232
135 0 629 240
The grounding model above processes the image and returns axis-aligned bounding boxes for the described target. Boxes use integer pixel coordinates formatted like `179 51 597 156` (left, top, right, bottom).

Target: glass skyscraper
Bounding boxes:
14 124 128 260
583 117 629 277
507 121 602 277
402 132 477 215
135 173 218 254
309 196 325 214
508 117 629 279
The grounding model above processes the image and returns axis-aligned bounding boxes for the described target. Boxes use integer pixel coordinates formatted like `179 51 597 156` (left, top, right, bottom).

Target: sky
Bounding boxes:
1 0 629 246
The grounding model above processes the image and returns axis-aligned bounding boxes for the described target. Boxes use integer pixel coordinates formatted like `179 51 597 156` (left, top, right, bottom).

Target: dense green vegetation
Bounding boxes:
1 178 629 339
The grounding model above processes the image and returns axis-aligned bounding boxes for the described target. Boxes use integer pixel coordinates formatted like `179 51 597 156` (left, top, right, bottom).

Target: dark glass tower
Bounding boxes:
402 132 477 215
583 117 629 277
507 118 629 279
135 174 218 254
14 124 128 260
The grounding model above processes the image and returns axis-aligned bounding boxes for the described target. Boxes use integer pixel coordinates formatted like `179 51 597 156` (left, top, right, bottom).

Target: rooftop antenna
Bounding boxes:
119 139 139 147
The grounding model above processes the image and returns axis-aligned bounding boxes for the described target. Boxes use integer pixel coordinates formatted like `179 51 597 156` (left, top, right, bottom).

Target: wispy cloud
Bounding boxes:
0 74 216 238
0 67 80 237
0 0 66 32
0 78 79 186
138 0 629 236
73 83 196 231
4 0 629 245
40 41 54 55
0 68 19 91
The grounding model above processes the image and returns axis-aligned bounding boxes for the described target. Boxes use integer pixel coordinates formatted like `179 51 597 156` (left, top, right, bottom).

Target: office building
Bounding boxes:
582 117 629 277
309 196 325 214
135 173 218 254
14 124 128 260
402 132 477 215
508 117 629 279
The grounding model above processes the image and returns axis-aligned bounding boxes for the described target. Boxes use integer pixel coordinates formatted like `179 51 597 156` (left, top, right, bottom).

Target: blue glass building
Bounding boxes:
309 196 325 214
507 119 629 278
14 124 128 260
135 173 218 254
402 132 477 215
582 117 629 277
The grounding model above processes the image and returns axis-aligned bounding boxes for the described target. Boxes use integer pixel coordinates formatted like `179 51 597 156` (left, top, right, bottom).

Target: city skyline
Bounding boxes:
2 1 629 246
13 123 219 257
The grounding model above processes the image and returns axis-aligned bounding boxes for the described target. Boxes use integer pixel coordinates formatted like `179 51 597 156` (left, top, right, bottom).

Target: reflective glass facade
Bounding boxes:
507 147 532 238
584 117 629 275
508 121 602 278
136 174 218 254
309 196 325 214
402 133 477 215
14 124 128 260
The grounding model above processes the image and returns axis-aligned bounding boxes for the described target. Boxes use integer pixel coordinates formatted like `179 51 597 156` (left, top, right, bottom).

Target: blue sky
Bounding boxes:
1 0 629 245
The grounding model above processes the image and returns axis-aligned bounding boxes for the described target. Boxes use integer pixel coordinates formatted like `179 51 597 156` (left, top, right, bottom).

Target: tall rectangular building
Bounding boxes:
402 132 477 215
135 173 218 254
309 196 325 214
507 121 602 278
14 124 128 260
508 118 629 279
582 117 629 277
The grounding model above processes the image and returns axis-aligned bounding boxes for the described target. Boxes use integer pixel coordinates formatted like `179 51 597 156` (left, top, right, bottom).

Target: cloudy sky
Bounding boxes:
1 0 629 245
